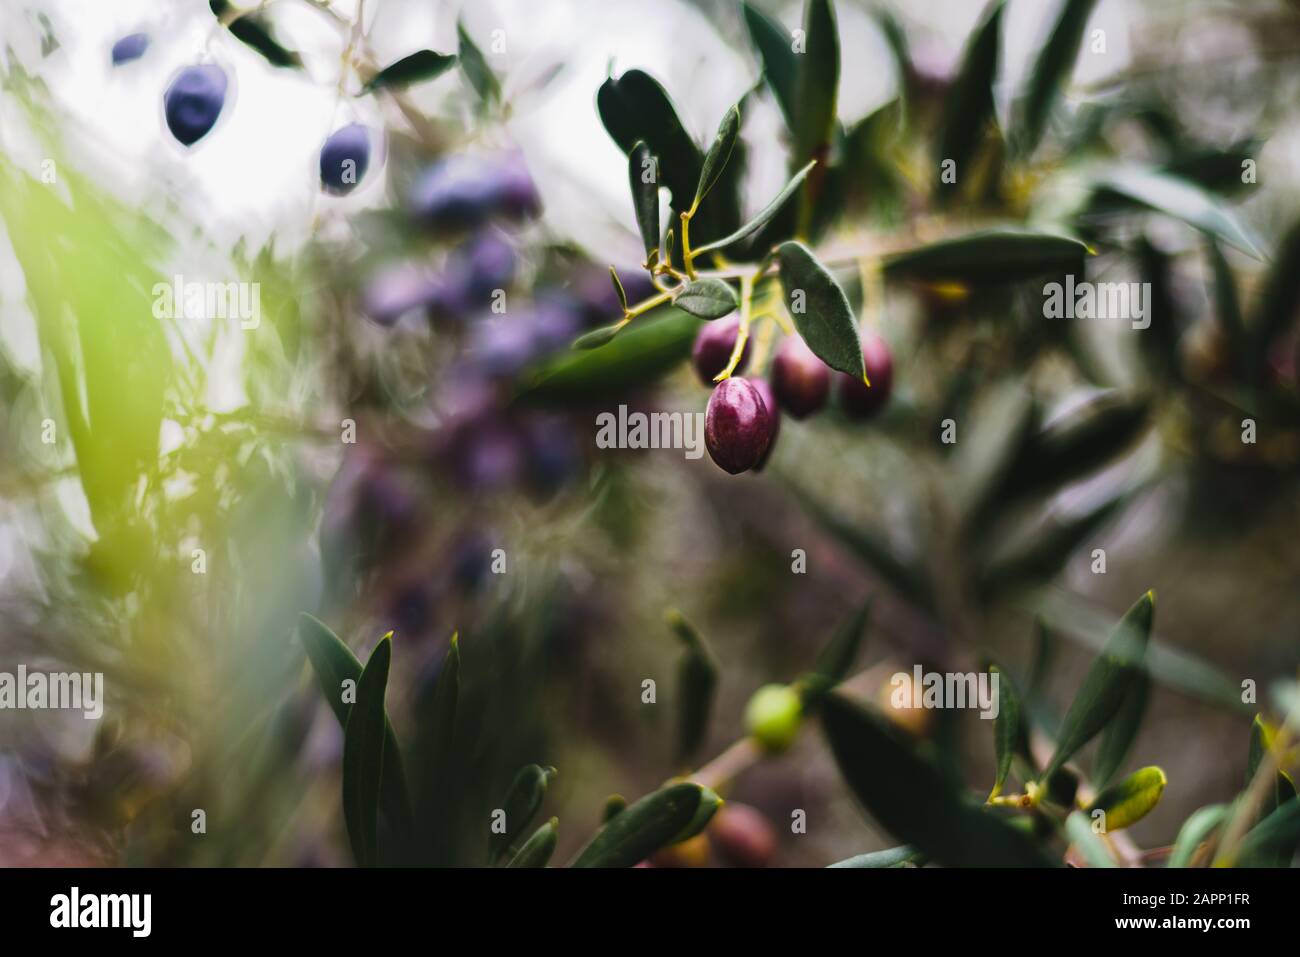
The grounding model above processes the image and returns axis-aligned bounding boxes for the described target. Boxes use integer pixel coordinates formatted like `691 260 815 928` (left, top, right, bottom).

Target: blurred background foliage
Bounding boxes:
0 0 1297 867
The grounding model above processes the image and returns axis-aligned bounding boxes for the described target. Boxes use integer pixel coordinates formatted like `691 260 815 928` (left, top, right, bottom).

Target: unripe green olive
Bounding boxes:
744 684 803 753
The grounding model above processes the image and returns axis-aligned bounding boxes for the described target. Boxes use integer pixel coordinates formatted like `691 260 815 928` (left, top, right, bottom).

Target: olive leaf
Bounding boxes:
820 693 1055 867
628 141 660 261
802 599 872 704
934 0 1004 196
570 782 718 867
507 818 559 868
1168 804 1228 868
489 764 556 863
298 614 413 841
827 845 922 868
692 161 816 257
793 0 840 166
1246 714 1299 840
524 307 696 401
1013 0 1097 156
1206 237 1246 380
777 241 864 379
742 2 798 134
1065 810 1117 867
882 229 1090 284
457 17 500 106
341 635 391 867
1092 670 1150 787
1040 591 1155 783
675 278 738 320
1091 165 1263 259
597 69 702 217
695 105 740 211
987 662 1025 800
666 610 718 763
1086 766 1166 831
364 50 458 92
572 323 625 351
1236 798 1300 867
210 0 302 69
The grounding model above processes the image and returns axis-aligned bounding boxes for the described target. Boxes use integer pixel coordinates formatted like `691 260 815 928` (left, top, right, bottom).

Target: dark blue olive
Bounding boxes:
164 64 228 146
319 123 371 195
111 33 150 66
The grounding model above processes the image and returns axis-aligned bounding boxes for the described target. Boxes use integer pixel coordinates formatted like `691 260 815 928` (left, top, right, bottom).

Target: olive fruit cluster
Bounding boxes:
694 322 894 475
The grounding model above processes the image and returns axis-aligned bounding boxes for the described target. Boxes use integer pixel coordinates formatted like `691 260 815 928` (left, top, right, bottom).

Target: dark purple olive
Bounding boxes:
750 377 779 471
710 803 777 868
691 316 749 386
164 64 228 146
839 330 894 420
320 123 371 195
771 335 830 419
705 377 775 475
111 33 149 66
360 264 440 326
493 151 542 219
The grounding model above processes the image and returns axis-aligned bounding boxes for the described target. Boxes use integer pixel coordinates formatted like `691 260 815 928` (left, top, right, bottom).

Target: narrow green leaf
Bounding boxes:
793 0 840 166
987 662 1024 800
1065 810 1117 867
609 266 629 312
692 161 815 257
742 2 798 134
1014 0 1098 156
507 818 559 868
1206 238 1245 376
1169 804 1228 868
572 322 626 351
628 142 660 261
827 845 921 868
1247 714 1274 783
667 786 724 845
490 764 556 863
298 614 413 841
667 610 718 763
803 599 872 703
1091 165 1263 259
695 105 740 210
1237 798 1300 866
882 228 1090 284
777 240 864 379
1093 671 1150 786
1086 766 1166 831
342 635 391 866
570 782 715 867
1040 591 1155 782
364 50 457 92
675 277 738 320
457 18 500 105
870 4 913 115
523 307 697 402
935 0 1004 195
820 693 1055 867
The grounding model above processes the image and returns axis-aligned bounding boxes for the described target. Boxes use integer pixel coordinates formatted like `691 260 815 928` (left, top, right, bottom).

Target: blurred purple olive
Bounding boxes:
320 123 372 195
164 63 228 146
408 153 540 230
111 33 149 65
360 264 440 327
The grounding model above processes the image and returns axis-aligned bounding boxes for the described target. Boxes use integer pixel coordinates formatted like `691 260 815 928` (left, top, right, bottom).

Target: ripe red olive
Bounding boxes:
771 335 830 419
705 377 774 475
691 316 749 386
839 330 893 420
